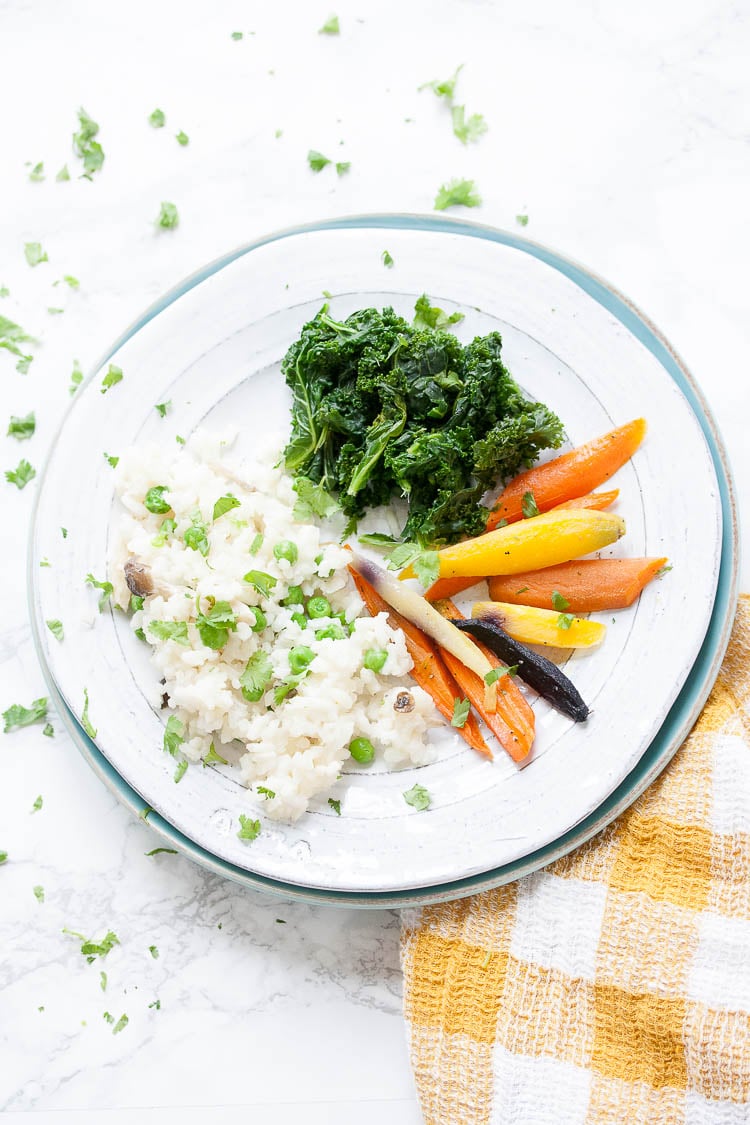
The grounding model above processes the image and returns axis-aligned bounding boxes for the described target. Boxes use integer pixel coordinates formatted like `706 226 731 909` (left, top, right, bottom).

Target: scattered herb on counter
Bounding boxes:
73 108 104 178
0 286 8 297
156 202 179 230
231 30 243 40
335 161 350 176
516 214 529 227
81 687 97 738
46 618 64 641
28 162 45 182
149 999 161 1009
7 412 35 440
3 697 48 733
382 250 394 268
58 274 80 289
451 698 471 728
307 149 331 172
328 798 341 815
319 15 340 33
176 131 189 146
16 355 33 374
149 621 189 645
419 65 463 101
155 401 171 418
434 178 482 210
148 945 159 959
5 459 35 489
62 927 120 964
69 360 84 394
103 1011 114 1024
100 971 107 991
31 795 43 812
61 528 68 538
24 242 48 267
101 364 123 393
149 108 166 128
56 164 70 182
85 573 113 611
0 314 36 359
112 1013 128 1034
33 885 44 903
451 105 487 144
43 723 54 737
212 494 240 521
104 453 119 468
521 490 540 518
237 814 261 842
403 783 431 811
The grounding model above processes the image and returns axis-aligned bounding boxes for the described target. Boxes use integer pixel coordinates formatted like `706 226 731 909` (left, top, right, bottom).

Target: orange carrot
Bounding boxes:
487 557 669 613
422 491 619 601
550 489 619 513
486 419 646 530
348 566 492 758
436 600 535 763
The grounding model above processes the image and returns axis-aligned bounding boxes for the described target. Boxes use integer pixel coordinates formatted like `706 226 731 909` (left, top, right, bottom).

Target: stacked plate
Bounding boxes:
29 216 738 907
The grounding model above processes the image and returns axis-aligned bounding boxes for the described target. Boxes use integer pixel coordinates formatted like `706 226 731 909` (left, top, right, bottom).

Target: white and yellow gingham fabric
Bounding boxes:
401 596 750 1124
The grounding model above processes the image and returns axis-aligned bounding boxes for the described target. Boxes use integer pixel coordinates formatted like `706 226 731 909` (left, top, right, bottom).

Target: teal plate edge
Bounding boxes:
29 213 740 909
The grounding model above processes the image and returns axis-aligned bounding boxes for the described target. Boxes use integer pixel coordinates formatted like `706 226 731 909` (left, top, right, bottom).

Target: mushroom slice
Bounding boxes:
124 557 155 599
394 690 415 714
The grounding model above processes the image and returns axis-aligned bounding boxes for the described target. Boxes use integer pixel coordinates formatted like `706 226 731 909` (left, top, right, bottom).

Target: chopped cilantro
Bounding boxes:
175 434 186 444
163 715 184 757
56 164 70 182
203 744 228 766
240 651 273 702
521 490 540 518
149 108 166 128
413 550 440 588
46 618 64 641
81 687 97 738
43 723 54 737
101 364 123 394
100 971 107 991
33 885 45 903
237 814 261 842
382 250 394 268
176 131 189 146
61 274 80 289
328 798 341 815
149 999 161 1009
3 697 47 733
656 564 673 577
146 847 178 856
69 360 84 394
5 459 35 489
149 620 189 646
104 453 119 468
556 612 575 631
103 1011 114 1024
357 532 401 547
451 698 471 728
149 945 159 959
212 493 240 521
16 355 33 375
143 485 171 514
412 293 464 330
551 590 570 611
249 532 264 555
196 600 237 649
134 627 146 641
73 107 104 178
28 162 45 182
184 515 209 556
451 106 488 144
318 15 340 33
257 785 275 800
403 783 431 811
243 569 277 597
112 1014 128 1035
335 161 350 176
32 795 43 812
156 201 179 230
7 412 35 440
154 401 171 418
484 667 504 687
85 573 113 611
434 178 482 210
292 476 339 521
387 542 423 572
61 527 68 538
307 149 331 172
419 65 463 101
24 242 48 267
0 313 36 358
173 758 187 782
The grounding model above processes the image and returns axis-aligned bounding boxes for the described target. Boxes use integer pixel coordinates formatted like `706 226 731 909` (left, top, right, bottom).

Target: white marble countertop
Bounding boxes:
1 1 747 1121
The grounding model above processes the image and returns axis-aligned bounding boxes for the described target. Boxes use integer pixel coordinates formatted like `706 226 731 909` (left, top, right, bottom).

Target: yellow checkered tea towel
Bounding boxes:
401 595 750 1124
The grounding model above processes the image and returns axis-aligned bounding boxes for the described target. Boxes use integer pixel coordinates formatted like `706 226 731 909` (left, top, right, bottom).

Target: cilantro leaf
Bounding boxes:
551 590 570 612
412 293 464 330
156 202 179 230
143 485 171 514
451 698 471 728
319 15 340 33
67 929 119 962
73 107 104 177
32 794 43 812
112 1014 128 1035
101 364 123 394
154 401 171 418
357 532 401 547
516 214 529 227
56 164 71 182
46 618 64 641
104 453 119 468
413 550 440 588
243 570 277 597
85 573 113 611
240 651 273 702
403 783 431 811
382 250 394 268
257 785 275 800
3 697 48 733
556 612 575 631
33 885 45 903
521 490 540 518
335 161 350 176
419 65 463 101
69 360 83 394
184 515 209 556
149 945 159 959
434 178 482 210
237 814 261 841
5 459 35 489
163 715 184 756
292 476 340 521
149 108 166 128
28 162 45 182
212 494 240 521
174 758 188 783
484 667 504 687
203 744 228 766
307 149 331 172
328 797 341 815
176 131 189 146
149 999 161 1009
81 688 97 738
0 314 36 359
7 412 35 440
24 242 48 267
0 286 8 297
451 105 488 145
196 600 237 649
149 620 189 645
43 723 54 737
62 274 80 289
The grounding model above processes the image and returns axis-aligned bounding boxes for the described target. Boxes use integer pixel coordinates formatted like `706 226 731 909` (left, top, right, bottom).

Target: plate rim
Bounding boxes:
28 212 740 908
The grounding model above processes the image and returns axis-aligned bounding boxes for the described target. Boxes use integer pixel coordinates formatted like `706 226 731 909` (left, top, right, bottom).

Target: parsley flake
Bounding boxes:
434 178 482 211
7 412 35 440
46 618 64 641
451 698 471 728
403 783 431 811
101 364 123 394
149 108 166 128
156 201 179 230
335 161 351 176
43 723 54 737
61 274 80 289
16 355 33 375
257 785 276 800
237 814 261 842
231 30 243 39
0 852 7 864
419 65 463 101
307 149 331 172
112 1014 128 1035
328 798 341 815
5 459 35 489
24 242 48 267
149 999 161 1009
521 490 540 518
149 945 159 959
319 15 340 33
104 453 119 468
0 314 36 359
100 971 107 991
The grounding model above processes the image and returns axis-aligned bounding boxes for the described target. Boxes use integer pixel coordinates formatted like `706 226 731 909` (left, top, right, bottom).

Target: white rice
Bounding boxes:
110 429 437 821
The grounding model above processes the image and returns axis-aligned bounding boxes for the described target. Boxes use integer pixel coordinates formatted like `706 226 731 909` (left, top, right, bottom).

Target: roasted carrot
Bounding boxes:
348 566 492 758
550 489 619 513
486 419 646 530
435 600 535 763
487 557 669 613
423 492 618 601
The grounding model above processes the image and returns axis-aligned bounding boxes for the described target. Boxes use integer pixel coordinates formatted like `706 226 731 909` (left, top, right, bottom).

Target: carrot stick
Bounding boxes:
487 557 669 613
486 419 646 530
550 489 619 513
435 600 535 763
422 492 618 601
348 566 492 758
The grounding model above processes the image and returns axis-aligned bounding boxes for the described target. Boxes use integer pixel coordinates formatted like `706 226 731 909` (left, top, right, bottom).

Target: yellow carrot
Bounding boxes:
471 600 606 648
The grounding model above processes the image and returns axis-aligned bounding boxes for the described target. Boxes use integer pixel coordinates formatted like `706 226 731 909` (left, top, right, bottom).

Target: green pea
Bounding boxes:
315 623 346 641
249 607 266 633
349 736 375 765
363 649 388 674
291 612 307 629
282 585 304 606
307 595 332 619
273 540 298 565
288 645 315 675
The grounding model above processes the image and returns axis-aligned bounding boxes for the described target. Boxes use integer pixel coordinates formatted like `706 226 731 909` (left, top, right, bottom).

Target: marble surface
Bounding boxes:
1 0 747 1121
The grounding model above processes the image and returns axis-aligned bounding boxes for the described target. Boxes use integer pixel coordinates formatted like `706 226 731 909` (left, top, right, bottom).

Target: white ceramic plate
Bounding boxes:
30 220 723 894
